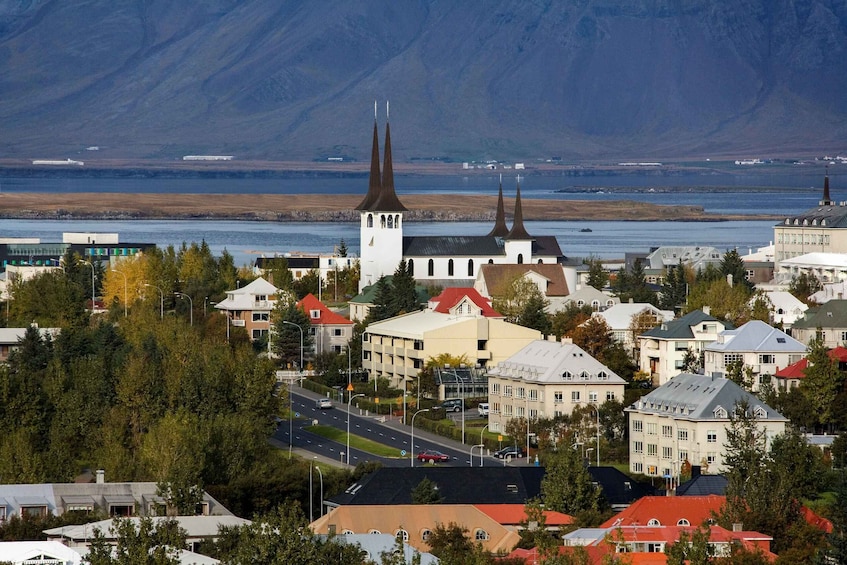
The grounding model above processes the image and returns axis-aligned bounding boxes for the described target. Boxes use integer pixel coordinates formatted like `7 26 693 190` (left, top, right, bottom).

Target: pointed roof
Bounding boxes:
505 183 532 240
369 120 407 212
487 182 509 237
428 287 502 317
355 119 382 211
775 345 847 379
822 166 832 205
296 293 353 326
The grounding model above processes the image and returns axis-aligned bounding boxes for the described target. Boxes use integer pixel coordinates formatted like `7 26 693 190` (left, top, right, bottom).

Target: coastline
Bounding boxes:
0 192 780 222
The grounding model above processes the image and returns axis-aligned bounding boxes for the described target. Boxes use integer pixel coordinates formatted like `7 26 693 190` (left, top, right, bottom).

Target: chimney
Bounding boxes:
726 274 733 288
691 465 701 479
732 523 743 532
96 469 105 484
703 306 711 315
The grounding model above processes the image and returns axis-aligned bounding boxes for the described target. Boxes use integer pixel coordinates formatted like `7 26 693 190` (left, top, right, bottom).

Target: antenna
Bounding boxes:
386 100 390 120
516 174 522 185
374 100 377 121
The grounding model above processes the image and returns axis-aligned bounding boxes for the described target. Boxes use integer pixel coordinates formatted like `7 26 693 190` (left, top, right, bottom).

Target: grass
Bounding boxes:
306 425 405 459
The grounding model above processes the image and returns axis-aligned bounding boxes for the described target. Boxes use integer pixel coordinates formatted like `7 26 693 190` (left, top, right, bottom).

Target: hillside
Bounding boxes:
0 1 845 162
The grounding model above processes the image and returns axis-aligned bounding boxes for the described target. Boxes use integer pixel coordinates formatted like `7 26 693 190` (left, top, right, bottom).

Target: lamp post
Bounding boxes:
144 283 163 319
281 320 304 372
587 404 600 467
174 292 193 326
445 366 466 444
480 424 489 467
411 408 430 467
347 393 365 466
81 260 95 312
313 459 323 521
110 269 127 318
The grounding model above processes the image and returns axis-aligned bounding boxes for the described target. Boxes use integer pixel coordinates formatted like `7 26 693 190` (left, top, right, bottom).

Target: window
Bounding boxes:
646 423 657 436
333 328 344 337
662 425 673 438
707 430 717 443
369 529 381 535
571 391 580 402
517 253 523 264
516 387 526 399
588 391 598 403
109 504 134 517
758 354 775 364
632 462 643 473
678 428 688 442
21 505 47 519
475 529 489 541
468 259 474 276
310 309 320 319
554 392 563 403
707 453 716 465
0 505 5 522
632 420 643 433
448 259 454 276
647 519 661 526
421 529 432 541
252 329 268 339
528 389 538 401
428 259 434 276
647 444 657 456
367 214 373 228
679 450 689 462
662 446 673 459
504 405 513 416
677 519 691 526
724 353 743 366
633 441 643 454
252 312 269 321
396 529 409 542
492 383 501 394
606 391 616 401
504 385 512 397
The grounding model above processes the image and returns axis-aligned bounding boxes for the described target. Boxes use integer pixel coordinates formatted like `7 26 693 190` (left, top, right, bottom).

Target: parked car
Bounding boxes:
417 449 450 463
493 445 525 459
316 398 333 409
436 399 463 413
477 403 490 417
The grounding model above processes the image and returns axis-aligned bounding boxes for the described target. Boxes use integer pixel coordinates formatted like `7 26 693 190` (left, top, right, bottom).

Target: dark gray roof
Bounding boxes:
792 300 847 330
777 202 847 229
675 474 727 496
641 310 732 339
402 235 563 259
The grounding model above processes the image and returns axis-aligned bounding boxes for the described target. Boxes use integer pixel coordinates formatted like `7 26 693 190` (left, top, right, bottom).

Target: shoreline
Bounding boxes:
0 192 780 223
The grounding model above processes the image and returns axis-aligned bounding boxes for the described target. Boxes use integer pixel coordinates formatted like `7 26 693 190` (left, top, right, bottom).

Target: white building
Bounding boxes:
626 373 787 476
587 302 674 354
486 340 626 434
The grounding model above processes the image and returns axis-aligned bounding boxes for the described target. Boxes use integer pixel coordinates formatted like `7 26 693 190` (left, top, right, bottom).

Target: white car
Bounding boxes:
316 398 333 409
477 403 490 417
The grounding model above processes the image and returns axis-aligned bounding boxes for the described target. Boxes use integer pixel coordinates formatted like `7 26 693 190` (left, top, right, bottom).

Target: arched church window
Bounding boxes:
448 259 454 276
395 214 400 228
517 254 524 264
488 259 494 264
367 214 373 228
538 259 543 264
387 215 394 229
428 259 434 277
468 259 474 276
380 215 386 228
408 259 414 276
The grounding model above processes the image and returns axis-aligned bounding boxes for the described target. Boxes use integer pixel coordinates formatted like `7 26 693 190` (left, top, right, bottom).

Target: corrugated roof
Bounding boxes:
642 310 732 339
403 235 505 257
488 340 626 385
600 495 725 528
775 345 847 378
705 320 805 354
792 300 847 329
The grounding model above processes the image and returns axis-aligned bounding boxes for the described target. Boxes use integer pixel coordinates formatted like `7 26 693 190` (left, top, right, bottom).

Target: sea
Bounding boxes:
0 171 833 267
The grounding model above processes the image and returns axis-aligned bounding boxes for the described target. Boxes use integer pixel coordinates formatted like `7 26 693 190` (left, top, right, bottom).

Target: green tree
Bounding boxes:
659 260 688 311
800 330 844 431
263 258 294 292
425 522 475 562
789 272 822 305
271 302 313 369
585 257 609 290
540 443 604 519
749 291 773 323
292 269 321 300
492 274 544 323
380 534 423 565
518 292 551 334
8 270 88 327
411 477 444 504
570 317 612 359
86 516 187 565
720 248 753 291
681 348 702 373
666 525 714 565
370 276 394 322
551 303 593 339
390 260 419 315
684 278 753 326
614 259 656 304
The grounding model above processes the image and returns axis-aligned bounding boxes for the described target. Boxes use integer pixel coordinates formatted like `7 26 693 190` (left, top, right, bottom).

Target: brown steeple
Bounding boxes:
487 179 509 237
822 165 833 206
355 115 382 211
506 182 532 240
370 115 407 212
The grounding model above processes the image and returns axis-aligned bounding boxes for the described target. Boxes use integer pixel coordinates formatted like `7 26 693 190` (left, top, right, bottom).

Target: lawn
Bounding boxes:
306 425 406 459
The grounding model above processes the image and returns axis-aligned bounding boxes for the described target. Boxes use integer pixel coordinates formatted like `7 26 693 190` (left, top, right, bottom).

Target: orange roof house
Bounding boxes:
297 293 354 355
600 496 724 528
428 287 502 317
473 504 574 530
774 345 847 389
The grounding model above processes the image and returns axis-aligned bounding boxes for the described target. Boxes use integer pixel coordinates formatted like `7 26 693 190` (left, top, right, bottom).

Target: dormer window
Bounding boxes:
562 371 572 380
310 309 320 319
753 406 767 418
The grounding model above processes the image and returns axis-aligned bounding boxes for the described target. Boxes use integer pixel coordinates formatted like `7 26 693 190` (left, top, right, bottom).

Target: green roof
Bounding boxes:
792 300 847 329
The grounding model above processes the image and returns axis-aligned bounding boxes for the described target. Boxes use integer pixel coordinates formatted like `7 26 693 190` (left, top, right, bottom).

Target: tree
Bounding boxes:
86 516 187 565
8 269 88 327
684 278 753 326
666 525 714 565
659 260 689 311
370 276 394 322
681 348 702 374
411 477 444 504
263 258 294 291
390 260 419 315
518 292 551 335
800 330 844 431
425 522 475 562
585 257 609 290
540 443 604 519
628 309 661 356
720 248 753 291
789 272 822 305
570 317 612 359
380 533 423 565
292 269 321 300
492 274 544 323
749 291 773 323
725 358 752 390
551 303 593 339
614 259 656 304
271 302 313 369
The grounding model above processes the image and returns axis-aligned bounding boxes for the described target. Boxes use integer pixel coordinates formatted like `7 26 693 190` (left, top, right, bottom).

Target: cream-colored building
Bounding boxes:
626 373 787 477
485 340 626 434
362 310 540 390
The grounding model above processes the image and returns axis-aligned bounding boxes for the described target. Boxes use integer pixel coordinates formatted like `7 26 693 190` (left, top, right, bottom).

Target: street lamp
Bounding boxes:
144 283 163 319
81 260 95 313
479 424 489 467
411 408 430 467
445 367 466 445
110 269 127 318
587 404 600 467
312 459 323 522
347 393 365 466
174 292 193 326
281 320 304 372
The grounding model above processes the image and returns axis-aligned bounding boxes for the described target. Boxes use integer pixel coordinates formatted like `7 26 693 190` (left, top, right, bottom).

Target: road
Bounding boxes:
273 388 529 468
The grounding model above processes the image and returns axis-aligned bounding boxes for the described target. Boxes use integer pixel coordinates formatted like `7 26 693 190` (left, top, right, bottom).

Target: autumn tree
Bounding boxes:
551 303 593 339
492 274 544 323
570 317 613 359
800 330 844 432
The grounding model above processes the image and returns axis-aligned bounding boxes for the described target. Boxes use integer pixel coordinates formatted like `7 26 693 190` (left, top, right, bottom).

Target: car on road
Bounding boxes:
436 399 463 413
316 398 333 409
493 445 525 459
417 449 450 464
477 403 489 417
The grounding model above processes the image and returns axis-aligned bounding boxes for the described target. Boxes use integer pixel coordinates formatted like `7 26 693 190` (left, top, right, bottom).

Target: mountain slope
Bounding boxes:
0 0 845 162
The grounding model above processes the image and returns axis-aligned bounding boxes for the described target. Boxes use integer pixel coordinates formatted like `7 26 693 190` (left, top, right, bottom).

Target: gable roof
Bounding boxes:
487 340 626 385
297 293 353 326
792 300 847 330
626 373 787 422
348 276 429 306
478 263 570 298
641 310 733 340
428 287 502 317
591 303 674 331
705 320 805 353
775 345 847 378
675 474 728 496
600 495 725 528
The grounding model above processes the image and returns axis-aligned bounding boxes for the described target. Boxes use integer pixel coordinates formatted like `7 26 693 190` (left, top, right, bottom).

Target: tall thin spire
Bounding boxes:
487 176 509 237
505 180 532 240
371 103 407 212
822 164 833 205
355 105 382 211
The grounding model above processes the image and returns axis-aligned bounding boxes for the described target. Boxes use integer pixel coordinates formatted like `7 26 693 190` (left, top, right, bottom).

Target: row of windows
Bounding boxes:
365 528 489 542
777 231 831 244
493 388 615 403
366 214 402 229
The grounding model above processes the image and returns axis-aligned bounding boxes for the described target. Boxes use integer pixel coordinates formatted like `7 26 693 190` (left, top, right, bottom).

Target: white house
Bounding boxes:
626 373 788 476
587 303 674 354
760 290 807 329
214 277 287 341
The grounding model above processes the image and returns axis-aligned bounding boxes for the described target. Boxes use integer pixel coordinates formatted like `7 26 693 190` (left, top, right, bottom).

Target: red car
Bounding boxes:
417 449 450 464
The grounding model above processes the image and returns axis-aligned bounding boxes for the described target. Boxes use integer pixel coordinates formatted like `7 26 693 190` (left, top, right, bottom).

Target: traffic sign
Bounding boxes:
400 450 407 456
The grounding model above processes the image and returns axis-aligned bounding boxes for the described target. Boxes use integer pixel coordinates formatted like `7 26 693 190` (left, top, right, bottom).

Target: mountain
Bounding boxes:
0 0 845 163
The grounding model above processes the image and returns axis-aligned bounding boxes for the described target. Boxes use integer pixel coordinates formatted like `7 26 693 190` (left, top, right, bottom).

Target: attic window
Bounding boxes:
677 519 691 526
310 309 320 319
776 337 786 343
562 371 573 380
647 519 661 526
507 484 519 493
822 219 827 226
754 406 767 418
714 406 727 419
598 371 608 380
581 371 590 380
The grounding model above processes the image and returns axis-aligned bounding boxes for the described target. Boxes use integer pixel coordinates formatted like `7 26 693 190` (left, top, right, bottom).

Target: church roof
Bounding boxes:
487 183 510 237
368 121 407 212
505 183 532 240
402 235 563 259
354 119 382 211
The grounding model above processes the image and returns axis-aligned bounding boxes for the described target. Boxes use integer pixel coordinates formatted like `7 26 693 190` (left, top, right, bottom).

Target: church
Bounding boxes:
356 114 565 292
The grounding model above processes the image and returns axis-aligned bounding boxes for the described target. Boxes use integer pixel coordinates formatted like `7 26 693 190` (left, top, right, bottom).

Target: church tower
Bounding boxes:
504 180 533 264
358 103 407 291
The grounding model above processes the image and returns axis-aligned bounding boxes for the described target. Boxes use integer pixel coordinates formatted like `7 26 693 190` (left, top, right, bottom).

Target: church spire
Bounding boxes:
370 103 407 212
822 164 833 206
487 176 509 237
505 179 532 240
355 103 381 211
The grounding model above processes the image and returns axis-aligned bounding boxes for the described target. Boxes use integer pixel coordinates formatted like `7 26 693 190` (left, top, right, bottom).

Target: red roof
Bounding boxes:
474 504 574 526
802 506 834 534
775 346 847 379
296 293 353 326
600 495 724 528
429 287 502 317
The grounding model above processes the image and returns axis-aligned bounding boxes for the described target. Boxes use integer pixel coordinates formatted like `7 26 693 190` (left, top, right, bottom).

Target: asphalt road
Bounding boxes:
273 388 528 468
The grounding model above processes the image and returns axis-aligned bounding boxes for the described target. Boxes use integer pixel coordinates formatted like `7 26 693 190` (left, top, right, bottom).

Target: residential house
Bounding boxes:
296 293 353 355
600 495 724 528
777 252 847 284
474 263 572 312
348 275 430 322
428 286 502 318
703 320 806 391
486 339 627 434
362 310 540 390
321 534 439 565
0 542 83 565
626 374 788 476
586 303 673 355
559 285 619 313
774 345 847 390
638 309 733 386
643 246 724 283
0 326 60 362
214 277 283 341
254 252 357 286
741 243 775 285
760 290 807 330
791 299 847 348
810 281 847 304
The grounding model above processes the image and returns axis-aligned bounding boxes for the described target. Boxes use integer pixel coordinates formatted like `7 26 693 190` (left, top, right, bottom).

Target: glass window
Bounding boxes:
647 444 657 456
678 429 688 441
633 441 643 454
632 420 643 433
707 430 717 443
571 391 580 402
